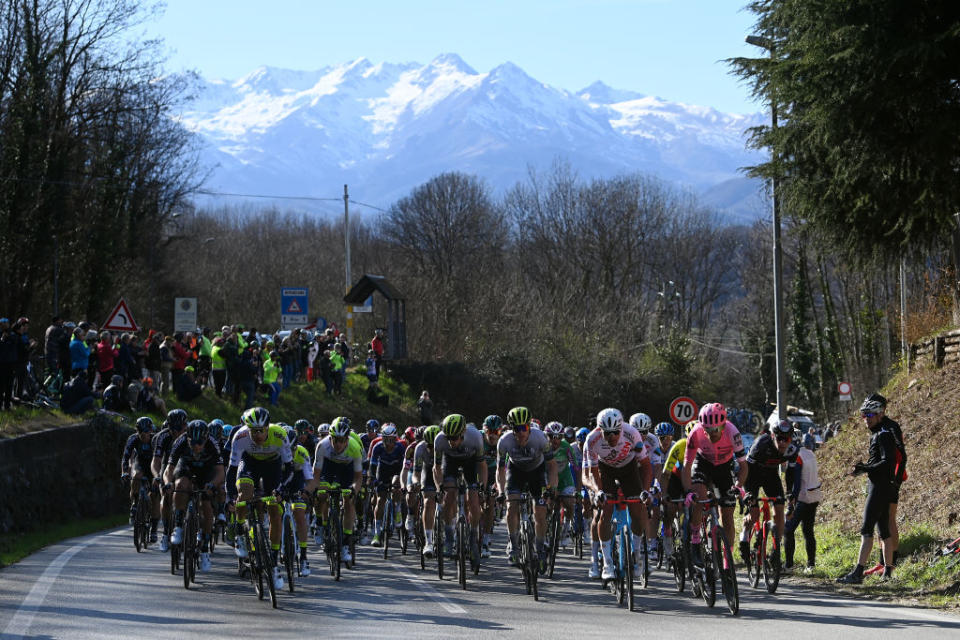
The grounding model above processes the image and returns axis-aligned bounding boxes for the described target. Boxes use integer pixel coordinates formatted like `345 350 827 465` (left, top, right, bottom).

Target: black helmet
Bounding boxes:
294 419 312 434
772 420 793 436
186 420 209 444
135 417 155 433
167 409 188 430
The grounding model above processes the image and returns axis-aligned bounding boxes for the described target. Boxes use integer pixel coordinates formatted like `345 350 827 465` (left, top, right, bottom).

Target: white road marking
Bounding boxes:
1 531 108 639
390 562 467 614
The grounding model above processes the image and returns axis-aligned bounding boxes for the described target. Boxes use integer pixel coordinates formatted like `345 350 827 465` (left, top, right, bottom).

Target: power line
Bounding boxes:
195 188 342 203
687 335 774 357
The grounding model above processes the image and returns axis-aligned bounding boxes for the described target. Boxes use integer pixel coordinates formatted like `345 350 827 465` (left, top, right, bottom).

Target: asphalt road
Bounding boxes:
1 526 959 639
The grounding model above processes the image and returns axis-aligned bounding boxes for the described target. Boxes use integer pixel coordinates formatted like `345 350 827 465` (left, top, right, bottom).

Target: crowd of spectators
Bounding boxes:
0 315 389 415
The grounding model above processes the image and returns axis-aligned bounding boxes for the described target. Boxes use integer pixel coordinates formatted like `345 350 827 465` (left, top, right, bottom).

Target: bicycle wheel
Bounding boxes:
283 517 296 592
332 516 342 581
436 520 445 580
548 507 561 578
623 529 635 611
701 534 717 608
747 531 761 588
519 526 531 595
182 506 195 590
255 518 277 608
655 531 665 570
251 529 265 600
716 526 740 615
640 532 650 588
457 518 467 590
671 531 686 593
762 522 780 594
133 496 146 552
527 525 539 601
383 503 392 560
613 534 625 604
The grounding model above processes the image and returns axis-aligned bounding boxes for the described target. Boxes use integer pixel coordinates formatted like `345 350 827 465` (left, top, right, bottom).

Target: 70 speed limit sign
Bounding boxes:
669 397 699 425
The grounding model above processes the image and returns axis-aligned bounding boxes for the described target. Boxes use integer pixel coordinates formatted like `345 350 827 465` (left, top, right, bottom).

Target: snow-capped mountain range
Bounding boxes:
181 53 766 222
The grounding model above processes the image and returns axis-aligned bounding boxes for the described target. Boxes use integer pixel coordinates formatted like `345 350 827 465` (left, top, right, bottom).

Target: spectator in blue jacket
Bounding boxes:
69 327 91 376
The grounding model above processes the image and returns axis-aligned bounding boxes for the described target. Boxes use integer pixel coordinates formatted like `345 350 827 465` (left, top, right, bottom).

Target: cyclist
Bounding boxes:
434 414 486 563
312 416 362 565
480 415 504 558
285 427 314 576
544 421 577 545
368 423 407 547
207 419 228 525
583 408 652 581
660 421 693 556
496 406 557 571
414 425 441 557
739 419 798 568
228 406 293 591
563 426 577 445
169 420 224 573
402 426 418 448
575 426 602 577
121 417 160 542
317 423 330 439
682 403 747 566
294 419 318 463
151 408 189 552
655 422 675 460
400 426 424 536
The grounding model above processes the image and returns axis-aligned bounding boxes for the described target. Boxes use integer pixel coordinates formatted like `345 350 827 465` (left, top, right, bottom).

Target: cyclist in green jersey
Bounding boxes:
480 415 505 558
544 422 577 539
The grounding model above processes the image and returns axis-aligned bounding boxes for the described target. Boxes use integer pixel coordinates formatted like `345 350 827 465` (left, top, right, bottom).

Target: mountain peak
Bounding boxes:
577 81 644 105
428 53 477 75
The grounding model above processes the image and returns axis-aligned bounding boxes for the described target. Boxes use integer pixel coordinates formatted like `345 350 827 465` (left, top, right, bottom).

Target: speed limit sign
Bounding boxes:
669 396 699 425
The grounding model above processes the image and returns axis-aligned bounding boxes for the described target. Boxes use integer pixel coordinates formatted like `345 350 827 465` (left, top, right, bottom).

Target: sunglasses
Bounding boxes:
512 425 530 433
550 434 563 440
604 429 621 437
861 412 877 419
189 438 206 446
249 427 267 434
704 425 722 433
775 434 791 442
332 436 348 444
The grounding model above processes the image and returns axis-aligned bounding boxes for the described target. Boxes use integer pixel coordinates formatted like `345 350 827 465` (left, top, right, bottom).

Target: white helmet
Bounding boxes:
629 412 652 434
381 423 398 437
597 408 624 433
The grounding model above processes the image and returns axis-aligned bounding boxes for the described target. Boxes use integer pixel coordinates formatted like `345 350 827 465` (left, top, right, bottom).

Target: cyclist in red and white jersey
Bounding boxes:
682 402 747 564
583 408 653 581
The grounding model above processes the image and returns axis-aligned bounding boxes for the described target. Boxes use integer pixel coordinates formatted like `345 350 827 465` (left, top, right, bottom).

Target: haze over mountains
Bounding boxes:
181 53 766 222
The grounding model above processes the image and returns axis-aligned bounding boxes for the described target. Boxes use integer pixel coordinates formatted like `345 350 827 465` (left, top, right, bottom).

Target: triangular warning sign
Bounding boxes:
103 298 139 332
286 299 303 313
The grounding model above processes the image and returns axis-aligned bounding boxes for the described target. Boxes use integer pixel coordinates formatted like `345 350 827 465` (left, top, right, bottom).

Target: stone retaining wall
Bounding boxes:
0 415 131 536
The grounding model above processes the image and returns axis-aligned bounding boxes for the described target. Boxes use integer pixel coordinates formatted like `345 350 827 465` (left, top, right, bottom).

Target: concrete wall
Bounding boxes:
0 415 131 536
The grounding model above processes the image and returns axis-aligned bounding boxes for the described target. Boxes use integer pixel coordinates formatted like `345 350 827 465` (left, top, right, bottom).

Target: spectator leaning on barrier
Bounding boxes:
836 393 902 584
784 435 823 573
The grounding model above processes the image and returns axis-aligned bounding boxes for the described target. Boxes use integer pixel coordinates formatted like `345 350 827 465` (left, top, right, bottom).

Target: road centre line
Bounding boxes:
390 562 467 614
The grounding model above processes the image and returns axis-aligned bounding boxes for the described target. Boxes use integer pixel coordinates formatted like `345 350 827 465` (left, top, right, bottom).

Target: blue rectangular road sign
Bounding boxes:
281 287 309 329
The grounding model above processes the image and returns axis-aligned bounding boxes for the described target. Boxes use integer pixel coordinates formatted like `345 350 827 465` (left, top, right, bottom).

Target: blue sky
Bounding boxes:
147 0 762 114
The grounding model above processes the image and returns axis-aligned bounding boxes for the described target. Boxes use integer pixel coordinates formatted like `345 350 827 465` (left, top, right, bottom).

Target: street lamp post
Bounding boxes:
746 34 787 419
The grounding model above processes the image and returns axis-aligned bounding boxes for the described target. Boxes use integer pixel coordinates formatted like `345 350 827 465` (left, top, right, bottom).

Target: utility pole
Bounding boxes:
747 34 787 420
344 184 353 346
900 258 908 367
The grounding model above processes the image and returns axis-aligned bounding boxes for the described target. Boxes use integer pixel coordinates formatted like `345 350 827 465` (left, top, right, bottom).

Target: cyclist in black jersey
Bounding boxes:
121 417 160 541
151 409 188 552
740 420 798 566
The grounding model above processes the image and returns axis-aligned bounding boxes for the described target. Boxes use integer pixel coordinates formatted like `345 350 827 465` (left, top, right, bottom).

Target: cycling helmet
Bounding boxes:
186 420 209 444
698 403 727 429
318 423 331 436
685 420 699 437
415 425 425 441
564 426 576 440
772 419 793 436
530 418 541 429
544 421 564 437
404 426 417 442
330 416 351 437
381 423 398 438
424 425 441 447
507 406 531 428
860 393 886 414
629 412 652 434
135 416 155 433
285 427 298 444
242 406 270 428
597 408 624 433
222 424 234 440
366 419 380 432
576 427 590 443
441 414 466 438
294 419 313 434
208 419 224 440
167 408 188 431
483 415 503 433
655 422 675 438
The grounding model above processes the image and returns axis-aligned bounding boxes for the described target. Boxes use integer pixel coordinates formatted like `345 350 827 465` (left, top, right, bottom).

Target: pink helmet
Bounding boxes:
698 403 727 429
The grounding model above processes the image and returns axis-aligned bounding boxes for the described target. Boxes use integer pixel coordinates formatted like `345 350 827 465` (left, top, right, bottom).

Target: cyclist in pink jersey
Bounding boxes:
682 403 747 564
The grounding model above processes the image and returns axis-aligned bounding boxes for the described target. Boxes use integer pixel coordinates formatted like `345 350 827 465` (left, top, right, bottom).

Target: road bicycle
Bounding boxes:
689 486 739 615
316 484 352 581
380 480 408 559
411 487 427 571
236 494 279 608
571 496 585 560
434 490 446 580
280 491 301 593
602 484 643 611
175 487 211 591
130 477 154 553
453 477 480 589
666 497 688 593
515 491 540 601
743 494 781 593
